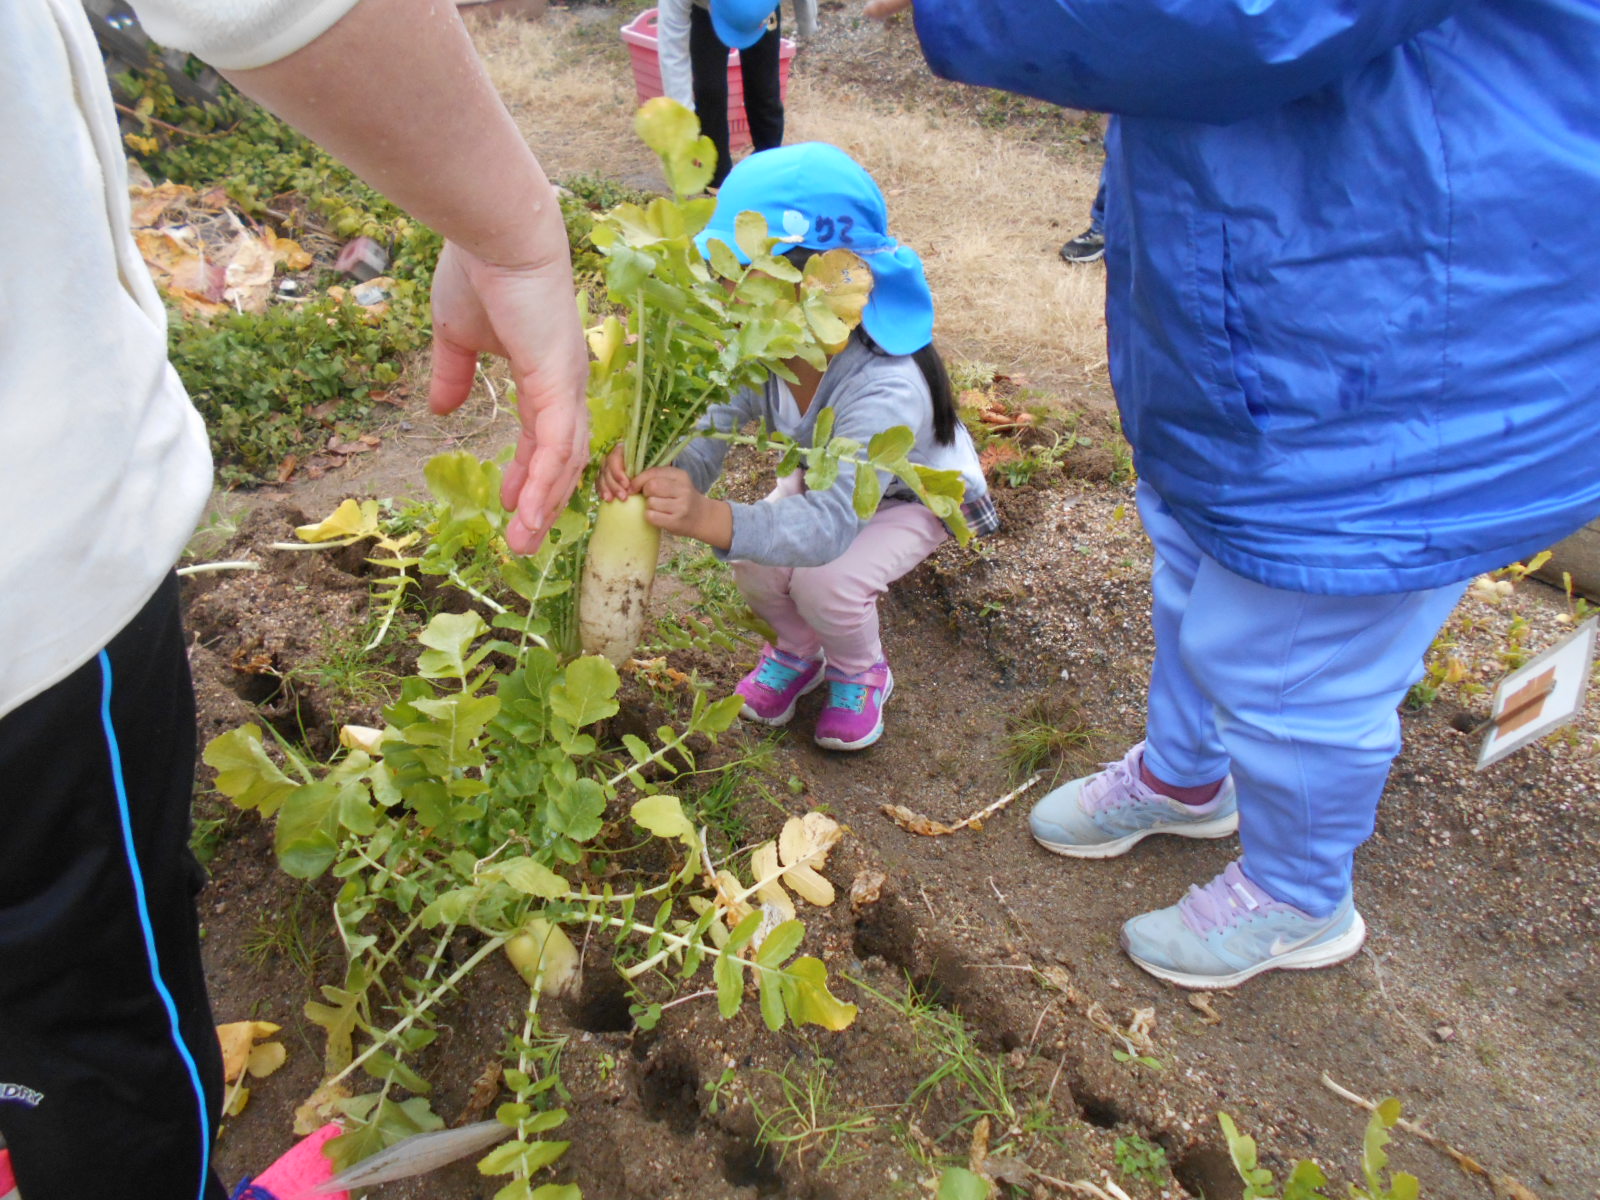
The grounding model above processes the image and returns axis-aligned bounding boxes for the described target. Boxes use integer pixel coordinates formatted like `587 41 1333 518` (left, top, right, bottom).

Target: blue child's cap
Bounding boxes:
694 142 935 356
710 0 780 50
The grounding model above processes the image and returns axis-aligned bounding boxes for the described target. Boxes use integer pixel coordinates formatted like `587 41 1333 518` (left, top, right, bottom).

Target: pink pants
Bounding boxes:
732 474 950 676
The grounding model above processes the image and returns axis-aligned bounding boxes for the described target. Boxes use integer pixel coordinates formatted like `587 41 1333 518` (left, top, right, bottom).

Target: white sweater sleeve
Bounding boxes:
128 0 363 70
656 0 696 109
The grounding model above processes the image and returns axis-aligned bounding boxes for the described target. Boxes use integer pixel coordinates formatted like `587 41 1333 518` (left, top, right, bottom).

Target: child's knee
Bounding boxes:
732 560 789 603
790 567 873 633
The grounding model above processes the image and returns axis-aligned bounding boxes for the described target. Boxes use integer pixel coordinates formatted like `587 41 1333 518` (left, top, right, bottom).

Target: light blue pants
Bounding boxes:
1136 483 1467 916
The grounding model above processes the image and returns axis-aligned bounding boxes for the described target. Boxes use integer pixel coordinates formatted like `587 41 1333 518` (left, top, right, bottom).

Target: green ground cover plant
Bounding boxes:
121 68 440 482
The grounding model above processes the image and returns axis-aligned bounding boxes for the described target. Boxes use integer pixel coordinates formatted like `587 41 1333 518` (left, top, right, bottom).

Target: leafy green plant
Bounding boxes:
1219 1100 1421 1200
204 450 859 1189
241 886 333 983
170 294 426 483
1113 1134 1169 1187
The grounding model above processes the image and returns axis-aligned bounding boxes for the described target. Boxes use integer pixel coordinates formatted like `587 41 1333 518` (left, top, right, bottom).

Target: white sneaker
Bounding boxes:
1121 861 1367 989
1028 742 1237 858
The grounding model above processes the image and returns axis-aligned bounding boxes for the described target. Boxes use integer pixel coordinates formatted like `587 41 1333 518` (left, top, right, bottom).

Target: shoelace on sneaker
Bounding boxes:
753 651 807 692
230 1180 280 1200
828 681 870 713
1079 750 1150 814
1178 862 1282 936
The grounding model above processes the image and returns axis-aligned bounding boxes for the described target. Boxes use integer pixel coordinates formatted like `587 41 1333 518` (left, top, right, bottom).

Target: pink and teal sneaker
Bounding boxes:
814 662 894 751
735 645 825 725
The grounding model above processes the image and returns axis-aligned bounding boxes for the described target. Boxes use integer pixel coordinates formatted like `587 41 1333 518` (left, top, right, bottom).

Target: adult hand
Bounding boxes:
634 466 734 549
863 0 912 19
428 240 590 554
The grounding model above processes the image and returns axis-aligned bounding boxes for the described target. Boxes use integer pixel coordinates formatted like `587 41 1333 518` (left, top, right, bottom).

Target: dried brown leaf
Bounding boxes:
848 870 886 910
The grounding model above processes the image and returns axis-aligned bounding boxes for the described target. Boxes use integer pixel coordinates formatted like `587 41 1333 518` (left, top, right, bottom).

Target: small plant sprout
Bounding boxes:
1219 1099 1422 1200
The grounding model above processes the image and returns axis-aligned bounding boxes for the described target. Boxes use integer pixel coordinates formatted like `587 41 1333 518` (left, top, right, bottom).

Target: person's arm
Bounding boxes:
657 0 697 108
866 0 1467 124
131 0 588 553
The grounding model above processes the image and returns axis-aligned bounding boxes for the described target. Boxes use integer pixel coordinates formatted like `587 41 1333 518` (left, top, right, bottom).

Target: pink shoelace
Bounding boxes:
1177 862 1287 935
1078 749 1152 815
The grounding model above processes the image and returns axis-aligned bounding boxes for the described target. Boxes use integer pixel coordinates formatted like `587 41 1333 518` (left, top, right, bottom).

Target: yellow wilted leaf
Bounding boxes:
781 956 858 1031
749 842 796 922
293 1080 351 1136
296 498 380 543
711 869 754 925
247 1040 288 1078
223 1084 252 1117
217 1020 282 1083
776 813 840 907
263 226 313 271
802 250 871 326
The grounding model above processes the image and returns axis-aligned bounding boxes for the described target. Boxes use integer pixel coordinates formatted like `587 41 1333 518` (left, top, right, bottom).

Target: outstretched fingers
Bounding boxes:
504 396 589 553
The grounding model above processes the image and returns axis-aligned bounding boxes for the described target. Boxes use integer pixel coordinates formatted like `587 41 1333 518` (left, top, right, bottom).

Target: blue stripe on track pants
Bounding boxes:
0 574 225 1200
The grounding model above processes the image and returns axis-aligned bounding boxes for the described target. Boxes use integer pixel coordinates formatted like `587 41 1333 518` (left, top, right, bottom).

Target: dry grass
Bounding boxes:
468 11 1110 405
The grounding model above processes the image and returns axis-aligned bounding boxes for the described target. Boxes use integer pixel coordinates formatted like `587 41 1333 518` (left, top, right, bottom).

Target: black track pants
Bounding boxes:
0 575 227 1200
689 3 784 187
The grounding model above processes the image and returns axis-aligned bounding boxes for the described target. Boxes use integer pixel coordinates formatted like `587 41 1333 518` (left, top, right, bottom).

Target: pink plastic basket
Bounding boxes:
620 7 795 154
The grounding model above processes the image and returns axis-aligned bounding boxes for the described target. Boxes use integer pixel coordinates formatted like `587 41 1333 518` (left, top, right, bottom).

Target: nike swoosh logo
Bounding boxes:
1268 933 1318 956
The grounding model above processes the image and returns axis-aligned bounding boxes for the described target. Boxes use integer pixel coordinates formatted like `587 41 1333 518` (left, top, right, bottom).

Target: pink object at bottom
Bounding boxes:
253 1123 347 1200
1 1146 16 1196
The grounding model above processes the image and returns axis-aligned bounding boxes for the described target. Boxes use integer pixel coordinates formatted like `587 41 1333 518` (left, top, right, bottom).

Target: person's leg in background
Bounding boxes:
739 11 785 154
689 4 734 188
1060 114 1111 263
0 575 227 1200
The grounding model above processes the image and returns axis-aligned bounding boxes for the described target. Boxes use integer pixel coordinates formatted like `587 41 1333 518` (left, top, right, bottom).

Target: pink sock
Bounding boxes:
1140 755 1223 806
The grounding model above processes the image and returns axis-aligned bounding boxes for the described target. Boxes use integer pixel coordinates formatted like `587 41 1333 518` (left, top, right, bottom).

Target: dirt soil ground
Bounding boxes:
186 7 1599 1200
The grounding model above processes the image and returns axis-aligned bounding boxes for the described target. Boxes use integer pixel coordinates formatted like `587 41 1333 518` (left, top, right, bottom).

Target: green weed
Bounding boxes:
1220 1099 1422 1199
1001 695 1098 786
285 616 407 727
241 887 332 982
1114 1133 1170 1186
752 1056 877 1171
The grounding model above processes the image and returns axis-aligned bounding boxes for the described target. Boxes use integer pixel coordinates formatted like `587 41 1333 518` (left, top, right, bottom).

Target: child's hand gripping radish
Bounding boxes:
600 445 733 549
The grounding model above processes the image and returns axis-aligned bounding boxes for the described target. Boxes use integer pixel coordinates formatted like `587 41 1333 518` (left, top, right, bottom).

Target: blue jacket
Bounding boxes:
911 1 1600 594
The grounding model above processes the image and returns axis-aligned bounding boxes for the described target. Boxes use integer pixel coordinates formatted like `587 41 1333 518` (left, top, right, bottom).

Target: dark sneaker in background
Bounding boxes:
1059 225 1106 263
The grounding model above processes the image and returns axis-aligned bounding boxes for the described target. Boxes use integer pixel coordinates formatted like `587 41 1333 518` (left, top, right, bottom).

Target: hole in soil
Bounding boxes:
565 968 634 1034
1076 1089 1125 1130
1448 711 1481 734
330 540 377 578
228 670 283 706
852 896 917 969
639 1050 700 1135
721 1139 782 1196
1172 1144 1242 1200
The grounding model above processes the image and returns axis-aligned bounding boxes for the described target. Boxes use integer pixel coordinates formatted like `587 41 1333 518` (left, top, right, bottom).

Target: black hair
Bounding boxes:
783 247 959 446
